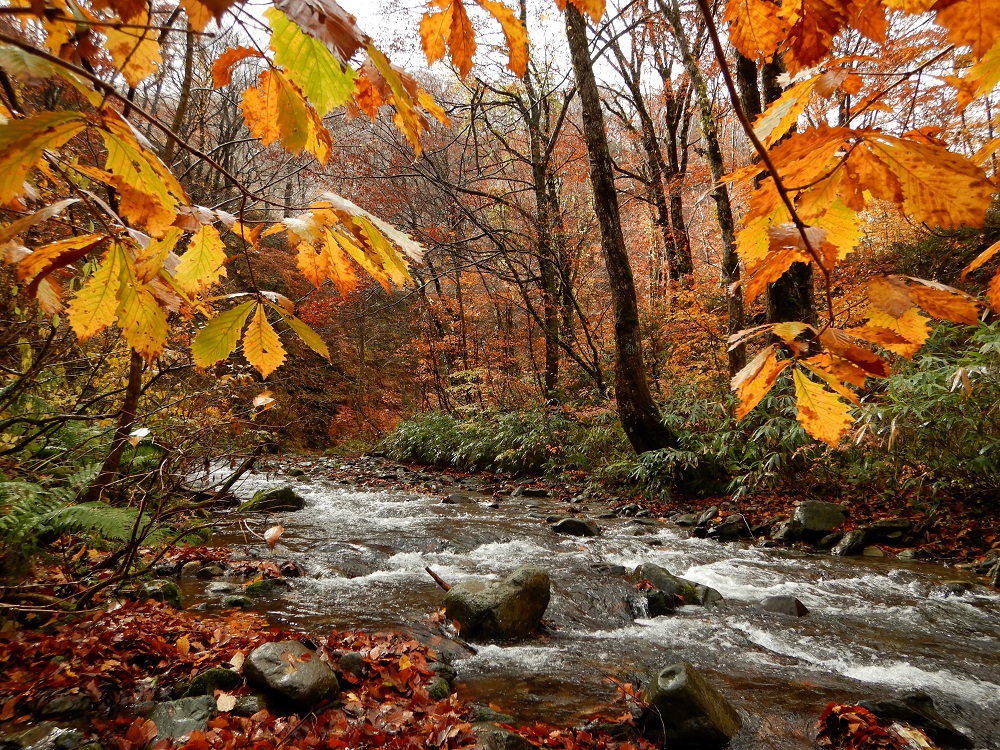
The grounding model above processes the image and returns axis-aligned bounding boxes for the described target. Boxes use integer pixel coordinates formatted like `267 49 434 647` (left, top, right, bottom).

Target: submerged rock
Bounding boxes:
859 693 973 748
239 487 305 513
244 641 340 708
148 696 217 744
443 566 550 642
758 596 808 617
244 577 292 597
642 662 742 747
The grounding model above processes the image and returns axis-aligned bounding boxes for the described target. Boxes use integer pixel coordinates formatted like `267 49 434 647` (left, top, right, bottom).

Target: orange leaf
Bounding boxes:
792 367 853 446
212 46 263 89
264 524 284 550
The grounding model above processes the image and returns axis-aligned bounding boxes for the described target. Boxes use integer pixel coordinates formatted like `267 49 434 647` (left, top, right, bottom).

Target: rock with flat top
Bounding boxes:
443 566 550 642
642 662 742 747
244 641 339 708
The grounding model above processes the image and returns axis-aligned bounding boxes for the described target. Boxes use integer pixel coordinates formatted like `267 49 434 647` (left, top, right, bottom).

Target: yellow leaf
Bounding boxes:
398 654 412 671
192 300 256 368
176 635 190 656
772 321 814 344
0 111 86 206
867 275 914 317
723 0 786 61
98 115 187 235
212 46 263 89
864 306 931 358
731 344 792 419
322 231 359 297
67 246 123 342
17 233 104 295
274 308 331 361
961 238 1000 281
243 304 286 379
216 693 238 713
354 216 412 287
240 69 333 165
330 229 392 292
810 200 862 267
906 277 981 324
934 0 1000 59
988 267 1000 312
266 7 357 116
555 0 606 23
136 227 183 283
967 37 1000 97
753 75 818 147
105 11 162 87
116 248 169 362
174 224 227 295
800 357 860 405
867 135 994 229
367 45 427 155
792 367 853 446
476 0 529 77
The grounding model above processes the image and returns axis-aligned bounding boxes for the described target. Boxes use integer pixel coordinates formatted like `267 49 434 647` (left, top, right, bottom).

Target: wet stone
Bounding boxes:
139 579 182 609
148 696 217 744
38 693 93 718
428 676 451 701
196 565 225 579
551 518 600 537
642 662 742 748
832 529 867 556
244 641 340 708
792 501 847 537
338 652 365 679
863 545 885 558
697 506 719 527
206 582 240 595
183 668 243 698
443 566 550 642
759 596 809 617
471 705 516 724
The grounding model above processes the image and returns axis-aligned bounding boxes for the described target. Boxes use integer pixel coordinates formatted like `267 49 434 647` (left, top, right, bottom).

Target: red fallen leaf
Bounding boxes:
1 696 18 720
125 717 157 746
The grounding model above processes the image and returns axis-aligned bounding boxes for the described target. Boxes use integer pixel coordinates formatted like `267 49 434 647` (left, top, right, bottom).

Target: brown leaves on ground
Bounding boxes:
0 566 648 750
817 702 938 749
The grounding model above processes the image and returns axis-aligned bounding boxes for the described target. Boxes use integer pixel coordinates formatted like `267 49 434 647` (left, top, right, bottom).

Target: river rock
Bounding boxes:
551 518 600 537
183 668 242 698
0 723 84 750
832 528 867 556
863 545 885 558
148 696 217 744
866 518 913 543
711 514 750 541
642 662 742 747
196 565 225 579
443 566 550 642
139 579 183 609
245 577 292 597
988 561 1000 588
673 513 699 527
792 501 847 537
474 724 537 750
38 693 93 718
859 693 973 748
428 676 451 700
697 506 719 527
244 641 340 708
239 487 305 513
770 518 803 543
634 563 723 609
759 595 808 617
338 652 365 679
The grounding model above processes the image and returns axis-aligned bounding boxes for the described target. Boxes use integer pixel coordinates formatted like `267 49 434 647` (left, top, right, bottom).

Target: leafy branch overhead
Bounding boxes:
717 0 1000 446
0 0 440 378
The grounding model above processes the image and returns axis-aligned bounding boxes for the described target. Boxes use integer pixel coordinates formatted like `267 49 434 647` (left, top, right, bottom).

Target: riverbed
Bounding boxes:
194 461 1000 749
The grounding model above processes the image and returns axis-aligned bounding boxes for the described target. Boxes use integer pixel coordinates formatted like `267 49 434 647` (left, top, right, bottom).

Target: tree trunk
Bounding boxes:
660 0 745 374
564 5 677 453
85 348 144 502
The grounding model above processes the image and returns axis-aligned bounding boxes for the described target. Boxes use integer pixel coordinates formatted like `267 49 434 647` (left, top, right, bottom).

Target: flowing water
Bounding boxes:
195 462 1000 749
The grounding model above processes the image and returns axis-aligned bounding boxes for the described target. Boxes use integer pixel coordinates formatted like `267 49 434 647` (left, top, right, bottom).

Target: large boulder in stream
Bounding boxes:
443 566 550 642
244 641 340 708
631 563 723 616
239 486 305 513
642 662 742 747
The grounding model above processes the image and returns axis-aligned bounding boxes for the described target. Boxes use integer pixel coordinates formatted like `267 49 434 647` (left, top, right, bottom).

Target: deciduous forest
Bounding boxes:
2 0 1000 748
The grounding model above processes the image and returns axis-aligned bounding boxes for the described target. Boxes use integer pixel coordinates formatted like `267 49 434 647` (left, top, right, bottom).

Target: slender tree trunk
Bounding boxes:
85 349 144 502
660 0 745 374
564 5 677 453
162 21 194 165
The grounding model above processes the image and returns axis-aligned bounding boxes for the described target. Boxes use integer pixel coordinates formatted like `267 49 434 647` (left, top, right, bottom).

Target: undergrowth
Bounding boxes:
383 322 1000 507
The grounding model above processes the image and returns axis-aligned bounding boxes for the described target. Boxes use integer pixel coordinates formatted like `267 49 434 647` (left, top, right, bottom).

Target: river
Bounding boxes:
194 459 1000 749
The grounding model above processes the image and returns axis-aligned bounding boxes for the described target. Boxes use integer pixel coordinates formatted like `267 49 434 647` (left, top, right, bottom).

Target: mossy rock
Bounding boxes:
239 487 305 513
139 579 183 609
221 595 255 609
428 676 451 701
183 668 243 698
245 578 292 597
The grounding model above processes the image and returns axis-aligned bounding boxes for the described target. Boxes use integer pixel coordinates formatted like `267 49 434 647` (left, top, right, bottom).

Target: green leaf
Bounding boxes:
265 7 357 116
192 300 256 368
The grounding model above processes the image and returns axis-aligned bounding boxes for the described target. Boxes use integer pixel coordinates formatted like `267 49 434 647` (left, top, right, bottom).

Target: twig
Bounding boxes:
425 566 451 591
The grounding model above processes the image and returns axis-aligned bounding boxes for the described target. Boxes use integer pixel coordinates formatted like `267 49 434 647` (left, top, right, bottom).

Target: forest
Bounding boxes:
1 0 1000 748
